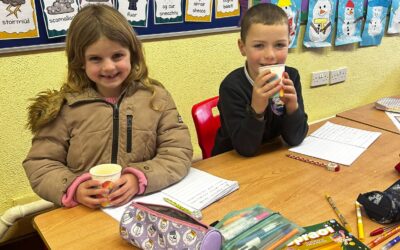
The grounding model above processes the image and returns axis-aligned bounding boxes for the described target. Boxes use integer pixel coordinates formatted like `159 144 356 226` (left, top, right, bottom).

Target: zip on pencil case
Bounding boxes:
119 201 222 250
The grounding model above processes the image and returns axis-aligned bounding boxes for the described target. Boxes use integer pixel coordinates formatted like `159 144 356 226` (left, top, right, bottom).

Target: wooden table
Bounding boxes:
33 117 400 250
337 100 400 134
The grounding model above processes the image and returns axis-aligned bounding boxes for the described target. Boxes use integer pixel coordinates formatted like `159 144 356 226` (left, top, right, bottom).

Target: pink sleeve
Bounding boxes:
123 167 147 195
61 173 91 208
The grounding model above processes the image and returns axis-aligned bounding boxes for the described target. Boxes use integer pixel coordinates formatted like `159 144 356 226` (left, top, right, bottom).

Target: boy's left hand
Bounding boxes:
108 173 139 206
280 72 298 114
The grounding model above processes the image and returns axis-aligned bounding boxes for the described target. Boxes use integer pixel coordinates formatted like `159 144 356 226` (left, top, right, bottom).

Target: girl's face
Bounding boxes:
83 37 131 97
238 23 289 82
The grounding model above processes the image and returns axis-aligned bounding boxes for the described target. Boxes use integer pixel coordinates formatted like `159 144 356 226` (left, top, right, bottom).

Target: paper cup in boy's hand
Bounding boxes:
89 163 122 207
259 64 285 98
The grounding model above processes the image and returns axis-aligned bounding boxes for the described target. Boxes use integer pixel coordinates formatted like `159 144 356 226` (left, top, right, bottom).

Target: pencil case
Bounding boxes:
357 179 400 224
119 201 222 250
215 204 305 250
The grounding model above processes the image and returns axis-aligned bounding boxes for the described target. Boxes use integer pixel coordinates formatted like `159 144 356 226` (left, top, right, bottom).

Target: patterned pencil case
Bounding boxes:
119 201 222 250
357 179 400 223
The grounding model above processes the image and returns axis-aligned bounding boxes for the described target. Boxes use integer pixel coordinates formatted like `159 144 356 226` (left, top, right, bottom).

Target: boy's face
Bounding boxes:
238 23 289 81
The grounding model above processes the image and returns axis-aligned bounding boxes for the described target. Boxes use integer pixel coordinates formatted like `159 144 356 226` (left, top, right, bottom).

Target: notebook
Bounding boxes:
375 97 400 113
102 168 239 221
289 122 381 166
284 219 369 249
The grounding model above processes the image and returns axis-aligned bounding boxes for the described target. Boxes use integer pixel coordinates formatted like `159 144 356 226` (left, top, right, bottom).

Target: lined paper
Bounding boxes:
162 168 238 210
102 168 239 221
386 111 400 132
289 122 381 166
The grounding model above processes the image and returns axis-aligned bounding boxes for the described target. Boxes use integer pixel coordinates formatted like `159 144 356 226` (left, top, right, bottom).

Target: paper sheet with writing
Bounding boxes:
289 122 381 166
386 111 400 132
102 168 239 221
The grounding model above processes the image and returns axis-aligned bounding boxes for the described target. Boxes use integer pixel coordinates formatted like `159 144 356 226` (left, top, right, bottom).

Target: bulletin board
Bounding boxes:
0 0 241 54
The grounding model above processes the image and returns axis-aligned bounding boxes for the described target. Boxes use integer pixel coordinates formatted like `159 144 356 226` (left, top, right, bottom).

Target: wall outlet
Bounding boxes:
311 70 329 87
330 67 347 84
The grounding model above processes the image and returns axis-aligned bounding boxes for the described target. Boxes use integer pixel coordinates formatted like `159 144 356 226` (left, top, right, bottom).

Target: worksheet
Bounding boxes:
289 122 381 165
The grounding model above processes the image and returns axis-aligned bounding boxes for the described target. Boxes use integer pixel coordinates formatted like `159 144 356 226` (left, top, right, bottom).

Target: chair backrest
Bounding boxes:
191 96 221 159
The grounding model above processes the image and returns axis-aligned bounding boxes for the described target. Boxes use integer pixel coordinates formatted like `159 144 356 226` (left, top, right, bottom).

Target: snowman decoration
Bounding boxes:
368 6 384 36
388 6 400 33
277 0 298 47
341 0 356 36
309 0 332 42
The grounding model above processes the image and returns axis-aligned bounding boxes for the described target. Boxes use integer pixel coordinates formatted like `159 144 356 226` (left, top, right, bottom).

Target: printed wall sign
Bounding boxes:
40 0 78 38
154 0 183 24
0 0 39 39
215 0 239 18
185 0 212 22
79 0 113 8
119 0 149 27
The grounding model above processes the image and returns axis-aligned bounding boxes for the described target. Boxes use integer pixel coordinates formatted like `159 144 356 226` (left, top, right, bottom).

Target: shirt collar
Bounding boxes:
243 61 254 86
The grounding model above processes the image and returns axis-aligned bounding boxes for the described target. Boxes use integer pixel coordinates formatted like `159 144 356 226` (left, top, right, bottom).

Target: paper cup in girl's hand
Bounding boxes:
89 163 122 207
259 64 285 98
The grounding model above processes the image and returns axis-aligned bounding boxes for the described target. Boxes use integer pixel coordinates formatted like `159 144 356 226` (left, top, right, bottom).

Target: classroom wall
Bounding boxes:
1 26 400 216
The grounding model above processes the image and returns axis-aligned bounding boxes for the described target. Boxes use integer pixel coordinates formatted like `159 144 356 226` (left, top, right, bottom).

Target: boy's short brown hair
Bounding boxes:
240 3 288 42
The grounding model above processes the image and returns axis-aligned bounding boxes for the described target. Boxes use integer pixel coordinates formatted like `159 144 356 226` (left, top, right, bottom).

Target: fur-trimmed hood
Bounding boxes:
26 90 65 134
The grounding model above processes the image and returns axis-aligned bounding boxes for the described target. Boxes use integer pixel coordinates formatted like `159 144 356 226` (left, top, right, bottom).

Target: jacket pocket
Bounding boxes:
126 115 132 153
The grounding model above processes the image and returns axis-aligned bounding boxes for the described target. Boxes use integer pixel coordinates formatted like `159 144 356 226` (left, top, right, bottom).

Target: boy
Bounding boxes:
212 3 308 157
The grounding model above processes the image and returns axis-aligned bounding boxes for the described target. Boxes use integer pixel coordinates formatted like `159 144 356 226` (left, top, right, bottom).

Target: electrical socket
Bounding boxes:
330 67 347 84
311 70 329 87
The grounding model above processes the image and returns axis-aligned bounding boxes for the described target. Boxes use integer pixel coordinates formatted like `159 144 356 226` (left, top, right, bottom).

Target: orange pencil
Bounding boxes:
266 228 299 250
222 212 249 226
367 225 400 248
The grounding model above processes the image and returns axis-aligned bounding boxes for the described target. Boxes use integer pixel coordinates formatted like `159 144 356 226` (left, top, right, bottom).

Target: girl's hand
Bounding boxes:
108 173 139 206
280 72 298 114
252 69 282 114
76 179 108 209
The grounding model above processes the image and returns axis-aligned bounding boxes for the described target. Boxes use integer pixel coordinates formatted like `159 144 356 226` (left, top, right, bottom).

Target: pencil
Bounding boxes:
367 225 400 248
325 194 352 232
355 201 364 240
265 228 299 250
163 197 202 220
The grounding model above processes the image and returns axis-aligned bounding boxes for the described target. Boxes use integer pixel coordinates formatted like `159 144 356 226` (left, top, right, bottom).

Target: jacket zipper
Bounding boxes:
111 103 119 163
126 115 132 153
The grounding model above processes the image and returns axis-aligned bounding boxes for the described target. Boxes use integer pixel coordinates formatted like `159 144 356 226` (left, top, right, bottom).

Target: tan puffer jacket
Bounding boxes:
23 82 193 205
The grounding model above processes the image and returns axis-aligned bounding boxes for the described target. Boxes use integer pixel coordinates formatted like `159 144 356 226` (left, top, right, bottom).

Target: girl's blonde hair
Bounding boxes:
63 4 160 99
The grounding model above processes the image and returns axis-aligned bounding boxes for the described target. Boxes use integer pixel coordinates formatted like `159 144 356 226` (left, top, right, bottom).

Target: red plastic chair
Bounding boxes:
191 96 221 159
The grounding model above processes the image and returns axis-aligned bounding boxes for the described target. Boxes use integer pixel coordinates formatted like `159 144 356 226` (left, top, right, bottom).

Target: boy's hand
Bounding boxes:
108 173 139 206
280 72 298 114
251 69 282 114
76 179 109 209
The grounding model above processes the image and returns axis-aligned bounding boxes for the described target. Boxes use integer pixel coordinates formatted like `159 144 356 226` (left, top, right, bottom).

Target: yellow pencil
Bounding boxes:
325 194 352 232
163 197 203 220
355 201 364 240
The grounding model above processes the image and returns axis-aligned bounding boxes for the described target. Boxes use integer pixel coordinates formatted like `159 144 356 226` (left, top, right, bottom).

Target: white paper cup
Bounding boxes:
259 64 285 98
89 163 122 207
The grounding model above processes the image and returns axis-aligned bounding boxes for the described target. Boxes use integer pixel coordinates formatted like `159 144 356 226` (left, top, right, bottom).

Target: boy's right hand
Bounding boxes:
76 179 109 209
251 69 282 114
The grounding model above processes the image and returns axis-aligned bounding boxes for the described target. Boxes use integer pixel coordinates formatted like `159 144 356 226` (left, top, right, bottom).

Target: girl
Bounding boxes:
23 4 193 209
